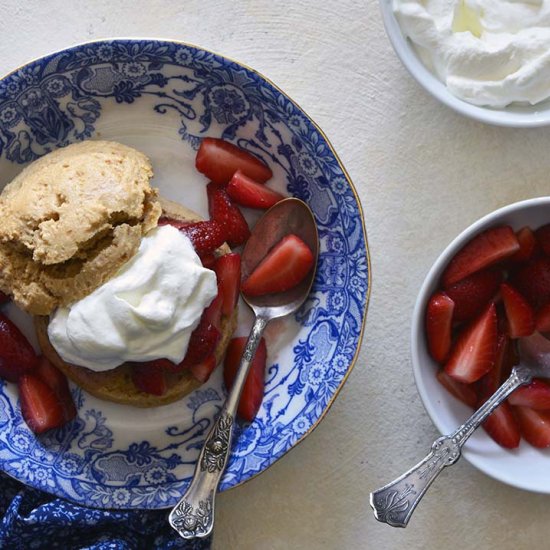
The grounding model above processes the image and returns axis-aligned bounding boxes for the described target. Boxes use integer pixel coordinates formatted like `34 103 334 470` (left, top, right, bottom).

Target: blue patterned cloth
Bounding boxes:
0 472 211 549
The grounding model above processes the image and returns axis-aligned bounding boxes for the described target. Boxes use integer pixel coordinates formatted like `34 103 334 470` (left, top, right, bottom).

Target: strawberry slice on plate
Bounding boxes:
181 315 221 368
224 336 267 422
480 400 521 449
478 333 514 397
444 303 497 383
513 257 550 309
131 362 167 396
35 356 76 422
158 218 227 257
425 292 454 363
241 234 314 296
500 283 535 338
190 354 217 383
436 369 477 408
196 137 272 186
508 379 550 410
207 183 250 247
441 226 519 288
0 313 39 383
214 253 241 318
18 374 66 434
227 170 284 210
445 269 501 323
515 406 550 448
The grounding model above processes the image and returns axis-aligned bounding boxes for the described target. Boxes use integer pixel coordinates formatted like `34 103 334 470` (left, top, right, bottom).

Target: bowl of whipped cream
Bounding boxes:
380 0 550 127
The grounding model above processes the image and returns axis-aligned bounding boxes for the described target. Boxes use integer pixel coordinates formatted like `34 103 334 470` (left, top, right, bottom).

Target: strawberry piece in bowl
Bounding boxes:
514 406 550 448
441 226 519 288
227 170 285 210
0 314 39 383
425 292 454 363
444 303 497 384
500 283 535 338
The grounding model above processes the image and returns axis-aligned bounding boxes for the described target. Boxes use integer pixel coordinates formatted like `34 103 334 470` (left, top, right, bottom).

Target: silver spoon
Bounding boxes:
370 331 550 528
168 197 319 539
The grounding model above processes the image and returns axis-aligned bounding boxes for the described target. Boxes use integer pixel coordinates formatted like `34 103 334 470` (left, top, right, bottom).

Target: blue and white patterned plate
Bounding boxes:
0 39 369 509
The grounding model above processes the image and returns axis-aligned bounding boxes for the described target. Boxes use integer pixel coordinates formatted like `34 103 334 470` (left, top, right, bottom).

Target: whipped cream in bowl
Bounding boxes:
380 0 550 126
48 225 218 371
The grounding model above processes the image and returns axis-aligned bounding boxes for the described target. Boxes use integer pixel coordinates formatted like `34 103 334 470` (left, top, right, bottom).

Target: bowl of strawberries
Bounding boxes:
412 197 550 493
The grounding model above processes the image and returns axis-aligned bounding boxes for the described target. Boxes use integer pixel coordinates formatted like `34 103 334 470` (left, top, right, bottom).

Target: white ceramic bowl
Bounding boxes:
411 197 550 493
379 0 550 128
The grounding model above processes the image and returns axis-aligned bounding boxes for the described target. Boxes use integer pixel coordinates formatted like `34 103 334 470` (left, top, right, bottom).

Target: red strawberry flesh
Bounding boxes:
436 369 477 408
190 354 217 383
223 336 267 422
445 269 501 323
214 253 241 317
480 400 520 449
241 234 314 296
158 218 226 257
0 314 39 383
227 170 284 210
131 362 167 396
535 224 550 257
511 226 537 263
35 357 76 422
508 379 550 409
196 137 273 186
500 282 535 338
515 406 550 448
18 374 65 434
442 226 519 288
207 183 250 247
444 303 497 383
426 292 454 363
512 257 550 309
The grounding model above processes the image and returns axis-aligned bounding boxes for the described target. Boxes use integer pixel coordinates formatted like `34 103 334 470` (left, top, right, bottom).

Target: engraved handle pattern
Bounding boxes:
370 365 532 528
370 436 460 528
168 315 269 540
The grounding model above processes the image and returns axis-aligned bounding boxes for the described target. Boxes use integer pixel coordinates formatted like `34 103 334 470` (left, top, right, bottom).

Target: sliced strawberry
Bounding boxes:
131 362 167 396
204 290 223 331
536 302 550 332
241 234 314 296
515 406 550 448
158 218 226 257
189 354 217 383
181 315 221 368
227 170 284 210
442 226 519 288
444 303 497 383
35 357 76 422
136 358 185 373
508 379 550 410
223 336 267 422
207 183 250 247
480 400 520 449
513 257 550 309
535 224 550 257
478 334 513 397
18 374 65 434
500 283 535 338
426 292 454 363
214 253 241 317
0 314 39 383
200 253 217 269
445 269 501 323
196 137 272 186
511 226 537 263
436 369 477 408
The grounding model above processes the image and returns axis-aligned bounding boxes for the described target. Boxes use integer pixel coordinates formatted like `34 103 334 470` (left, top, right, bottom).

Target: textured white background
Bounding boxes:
2 0 550 548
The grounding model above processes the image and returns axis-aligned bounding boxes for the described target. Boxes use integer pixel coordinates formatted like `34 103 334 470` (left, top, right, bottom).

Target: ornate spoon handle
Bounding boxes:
168 315 269 539
370 365 532 528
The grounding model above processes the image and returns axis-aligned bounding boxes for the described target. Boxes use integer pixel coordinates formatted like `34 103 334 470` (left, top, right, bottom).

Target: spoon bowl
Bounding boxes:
169 198 318 540
241 197 319 316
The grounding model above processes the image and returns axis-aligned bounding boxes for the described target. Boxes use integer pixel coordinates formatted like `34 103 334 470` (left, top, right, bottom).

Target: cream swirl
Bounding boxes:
48 225 217 371
393 0 550 107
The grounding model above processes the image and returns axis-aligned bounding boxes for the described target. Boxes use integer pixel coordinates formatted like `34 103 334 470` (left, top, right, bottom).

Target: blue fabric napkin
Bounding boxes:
0 472 212 549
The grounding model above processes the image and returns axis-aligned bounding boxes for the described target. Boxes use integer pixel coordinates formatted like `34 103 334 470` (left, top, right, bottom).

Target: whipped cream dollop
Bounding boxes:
393 0 550 107
48 225 217 371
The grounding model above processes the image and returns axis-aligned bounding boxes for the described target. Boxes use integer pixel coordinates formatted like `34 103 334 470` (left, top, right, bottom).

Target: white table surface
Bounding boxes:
2 0 549 548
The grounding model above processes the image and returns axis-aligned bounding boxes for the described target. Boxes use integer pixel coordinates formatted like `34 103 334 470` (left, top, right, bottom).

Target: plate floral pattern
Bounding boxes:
0 39 369 509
